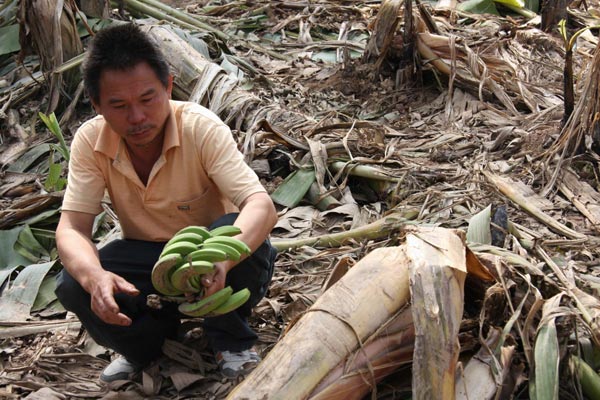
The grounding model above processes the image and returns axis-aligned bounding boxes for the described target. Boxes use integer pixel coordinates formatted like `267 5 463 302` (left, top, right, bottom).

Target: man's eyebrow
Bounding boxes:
107 88 156 104
141 88 156 97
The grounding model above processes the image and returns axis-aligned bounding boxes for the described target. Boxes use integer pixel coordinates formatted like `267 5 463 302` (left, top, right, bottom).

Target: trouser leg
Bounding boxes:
55 239 180 366
202 213 277 352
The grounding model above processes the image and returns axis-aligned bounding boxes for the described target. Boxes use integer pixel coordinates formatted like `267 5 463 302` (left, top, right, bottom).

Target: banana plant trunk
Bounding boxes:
18 0 82 113
227 227 481 400
227 245 412 400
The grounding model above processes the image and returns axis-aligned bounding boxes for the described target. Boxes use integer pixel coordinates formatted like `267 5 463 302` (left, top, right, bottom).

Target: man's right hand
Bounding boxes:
56 210 141 326
87 271 140 326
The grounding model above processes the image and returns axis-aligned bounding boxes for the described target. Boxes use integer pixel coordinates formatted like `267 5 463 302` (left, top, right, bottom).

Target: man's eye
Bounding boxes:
113 104 126 109
142 97 153 103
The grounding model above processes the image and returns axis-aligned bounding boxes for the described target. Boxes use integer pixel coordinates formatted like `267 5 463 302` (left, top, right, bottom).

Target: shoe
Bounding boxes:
215 348 261 379
99 357 143 383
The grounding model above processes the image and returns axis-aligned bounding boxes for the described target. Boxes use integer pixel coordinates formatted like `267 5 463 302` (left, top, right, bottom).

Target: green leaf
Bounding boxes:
0 227 32 270
0 0 18 29
0 261 56 322
21 207 60 227
39 112 70 162
31 274 58 312
458 0 499 15
6 143 50 173
0 24 19 56
17 225 50 259
524 0 539 12
312 51 338 63
571 355 600 400
271 168 316 208
44 149 66 192
466 204 492 245
495 0 524 8
533 320 559 400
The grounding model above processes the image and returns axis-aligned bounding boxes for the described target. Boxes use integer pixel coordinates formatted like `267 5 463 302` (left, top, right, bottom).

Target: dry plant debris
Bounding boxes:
2 0 600 398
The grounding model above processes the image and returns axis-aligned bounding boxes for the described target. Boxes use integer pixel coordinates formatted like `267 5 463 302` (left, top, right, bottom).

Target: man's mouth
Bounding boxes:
128 125 154 136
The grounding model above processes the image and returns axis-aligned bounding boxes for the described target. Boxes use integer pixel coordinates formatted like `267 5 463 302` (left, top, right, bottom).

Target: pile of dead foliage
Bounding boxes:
2 0 600 399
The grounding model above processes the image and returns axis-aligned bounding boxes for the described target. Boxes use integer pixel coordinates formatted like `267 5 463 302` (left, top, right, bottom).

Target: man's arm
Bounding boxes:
56 210 139 325
201 192 277 296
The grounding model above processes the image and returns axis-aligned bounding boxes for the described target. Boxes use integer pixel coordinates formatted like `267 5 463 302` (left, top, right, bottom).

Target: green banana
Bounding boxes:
208 225 242 237
151 253 184 296
189 274 202 291
200 241 242 261
202 236 251 257
174 225 211 240
165 232 207 247
160 240 198 258
178 286 233 317
170 260 214 292
206 288 251 316
186 248 229 263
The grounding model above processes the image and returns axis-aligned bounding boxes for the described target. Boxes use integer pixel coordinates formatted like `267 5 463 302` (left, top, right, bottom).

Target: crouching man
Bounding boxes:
55 23 278 382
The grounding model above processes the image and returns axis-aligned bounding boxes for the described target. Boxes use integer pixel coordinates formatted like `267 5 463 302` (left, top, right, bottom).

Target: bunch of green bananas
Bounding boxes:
151 225 252 317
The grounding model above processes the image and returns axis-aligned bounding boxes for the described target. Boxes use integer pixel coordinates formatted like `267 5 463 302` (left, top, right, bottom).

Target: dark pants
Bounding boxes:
55 213 277 366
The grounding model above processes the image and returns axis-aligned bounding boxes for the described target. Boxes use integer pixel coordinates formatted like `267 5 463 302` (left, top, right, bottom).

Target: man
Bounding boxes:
54 22 278 382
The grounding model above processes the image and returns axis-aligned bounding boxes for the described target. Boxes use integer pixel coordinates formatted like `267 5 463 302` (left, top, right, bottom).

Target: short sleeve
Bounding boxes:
195 122 266 207
61 127 106 215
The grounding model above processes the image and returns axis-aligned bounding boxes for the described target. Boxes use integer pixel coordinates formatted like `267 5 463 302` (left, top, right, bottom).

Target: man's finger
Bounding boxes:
112 312 133 326
201 275 213 287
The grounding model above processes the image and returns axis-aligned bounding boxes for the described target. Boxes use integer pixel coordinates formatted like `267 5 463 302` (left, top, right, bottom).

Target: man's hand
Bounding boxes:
87 271 140 326
200 262 229 297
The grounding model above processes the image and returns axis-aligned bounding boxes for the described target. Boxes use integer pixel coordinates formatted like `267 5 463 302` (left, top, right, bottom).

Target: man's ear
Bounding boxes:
91 100 101 115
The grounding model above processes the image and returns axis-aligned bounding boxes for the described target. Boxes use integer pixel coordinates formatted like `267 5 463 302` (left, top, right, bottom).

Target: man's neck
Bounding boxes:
125 133 164 185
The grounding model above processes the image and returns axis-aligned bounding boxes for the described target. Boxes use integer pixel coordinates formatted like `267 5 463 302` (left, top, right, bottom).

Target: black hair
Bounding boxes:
82 23 170 104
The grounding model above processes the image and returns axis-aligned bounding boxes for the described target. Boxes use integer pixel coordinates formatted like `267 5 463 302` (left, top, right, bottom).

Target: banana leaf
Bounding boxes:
531 294 562 400
0 227 31 271
17 225 51 260
571 355 600 400
466 204 492 245
270 168 316 208
31 274 59 312
0 261 56 321
0 24 19 56
458 0 499 15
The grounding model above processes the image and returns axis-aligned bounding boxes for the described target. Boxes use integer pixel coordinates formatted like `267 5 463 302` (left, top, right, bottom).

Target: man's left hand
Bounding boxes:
200 262 229 296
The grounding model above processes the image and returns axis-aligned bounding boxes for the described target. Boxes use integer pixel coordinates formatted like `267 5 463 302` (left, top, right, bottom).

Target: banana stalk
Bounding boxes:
227 245 412 400
271 211 415 252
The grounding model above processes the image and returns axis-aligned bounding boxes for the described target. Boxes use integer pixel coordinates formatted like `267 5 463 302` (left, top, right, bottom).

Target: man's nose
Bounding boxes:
127 104 146 125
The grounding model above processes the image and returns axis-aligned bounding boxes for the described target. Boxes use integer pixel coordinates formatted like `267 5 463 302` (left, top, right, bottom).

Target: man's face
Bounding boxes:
93 62 173 149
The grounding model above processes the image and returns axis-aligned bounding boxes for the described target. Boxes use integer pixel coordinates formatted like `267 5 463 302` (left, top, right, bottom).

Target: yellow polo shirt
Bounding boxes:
62 100 266 241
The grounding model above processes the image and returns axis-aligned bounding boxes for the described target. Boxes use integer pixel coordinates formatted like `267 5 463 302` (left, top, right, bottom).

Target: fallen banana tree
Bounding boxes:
227 227 495 400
